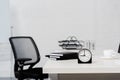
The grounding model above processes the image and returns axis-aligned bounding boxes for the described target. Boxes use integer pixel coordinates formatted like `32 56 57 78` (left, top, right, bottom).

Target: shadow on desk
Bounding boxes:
57 73 120 80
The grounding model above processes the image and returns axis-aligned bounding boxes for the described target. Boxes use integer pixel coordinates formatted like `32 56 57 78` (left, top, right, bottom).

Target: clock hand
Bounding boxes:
83 50 85 56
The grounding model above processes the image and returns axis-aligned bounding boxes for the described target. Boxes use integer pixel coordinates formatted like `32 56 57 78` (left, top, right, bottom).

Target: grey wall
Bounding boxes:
0 0 11 77
0 0 10 43
10 0 120 66
0 0 10 61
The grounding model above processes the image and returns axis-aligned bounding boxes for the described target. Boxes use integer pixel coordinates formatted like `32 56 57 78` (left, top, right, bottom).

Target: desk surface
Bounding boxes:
43 56 120 74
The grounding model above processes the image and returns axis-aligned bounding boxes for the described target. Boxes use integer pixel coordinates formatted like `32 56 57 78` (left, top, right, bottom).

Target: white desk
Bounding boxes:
43 56 120 80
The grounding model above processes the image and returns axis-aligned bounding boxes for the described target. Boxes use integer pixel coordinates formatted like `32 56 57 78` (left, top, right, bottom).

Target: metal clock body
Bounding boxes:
78 48 92 63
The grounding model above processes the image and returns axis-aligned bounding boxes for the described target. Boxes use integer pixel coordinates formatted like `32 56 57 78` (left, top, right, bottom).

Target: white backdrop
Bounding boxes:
10 0 120 66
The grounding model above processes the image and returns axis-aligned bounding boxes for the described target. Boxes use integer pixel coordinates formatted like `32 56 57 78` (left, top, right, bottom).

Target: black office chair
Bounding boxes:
118 44 120 53
9 36 48 80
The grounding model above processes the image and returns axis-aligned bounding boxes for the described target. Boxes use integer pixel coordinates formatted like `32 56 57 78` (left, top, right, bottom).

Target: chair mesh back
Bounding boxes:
10 37 40 64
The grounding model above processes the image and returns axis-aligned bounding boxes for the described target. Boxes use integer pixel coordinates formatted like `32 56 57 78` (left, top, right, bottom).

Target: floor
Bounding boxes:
0 78 15 80
0 78 49 80
0 61 12 78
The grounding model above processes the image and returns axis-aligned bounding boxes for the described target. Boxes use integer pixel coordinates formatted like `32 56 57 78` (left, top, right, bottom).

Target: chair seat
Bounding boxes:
17 68 45 79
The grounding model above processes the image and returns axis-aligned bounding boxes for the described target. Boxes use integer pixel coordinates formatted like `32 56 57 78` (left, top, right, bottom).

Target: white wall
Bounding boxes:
95 0 120 54
10 0 120 66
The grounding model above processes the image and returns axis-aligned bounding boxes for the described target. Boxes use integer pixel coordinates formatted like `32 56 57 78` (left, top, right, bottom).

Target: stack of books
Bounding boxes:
45 51 78 60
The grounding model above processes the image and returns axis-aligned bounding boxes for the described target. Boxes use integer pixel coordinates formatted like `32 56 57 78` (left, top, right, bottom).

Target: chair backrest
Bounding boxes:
9 36 40 65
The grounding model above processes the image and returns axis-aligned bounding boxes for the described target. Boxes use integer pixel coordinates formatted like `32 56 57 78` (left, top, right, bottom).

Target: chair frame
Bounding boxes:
118 44 120 53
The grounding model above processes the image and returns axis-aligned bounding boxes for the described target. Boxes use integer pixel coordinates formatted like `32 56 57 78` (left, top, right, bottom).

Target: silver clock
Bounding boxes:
78 49 92 63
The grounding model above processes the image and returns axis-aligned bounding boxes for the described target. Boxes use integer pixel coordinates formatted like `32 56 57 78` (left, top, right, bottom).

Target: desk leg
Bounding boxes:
49 74 58 80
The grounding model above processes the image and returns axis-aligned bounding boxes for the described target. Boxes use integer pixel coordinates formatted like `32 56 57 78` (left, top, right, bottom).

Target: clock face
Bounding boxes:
78 49 92 62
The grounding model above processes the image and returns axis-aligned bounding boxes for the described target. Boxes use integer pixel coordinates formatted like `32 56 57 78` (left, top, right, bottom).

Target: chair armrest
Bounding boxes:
17 58 32 62
16 58 32 64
